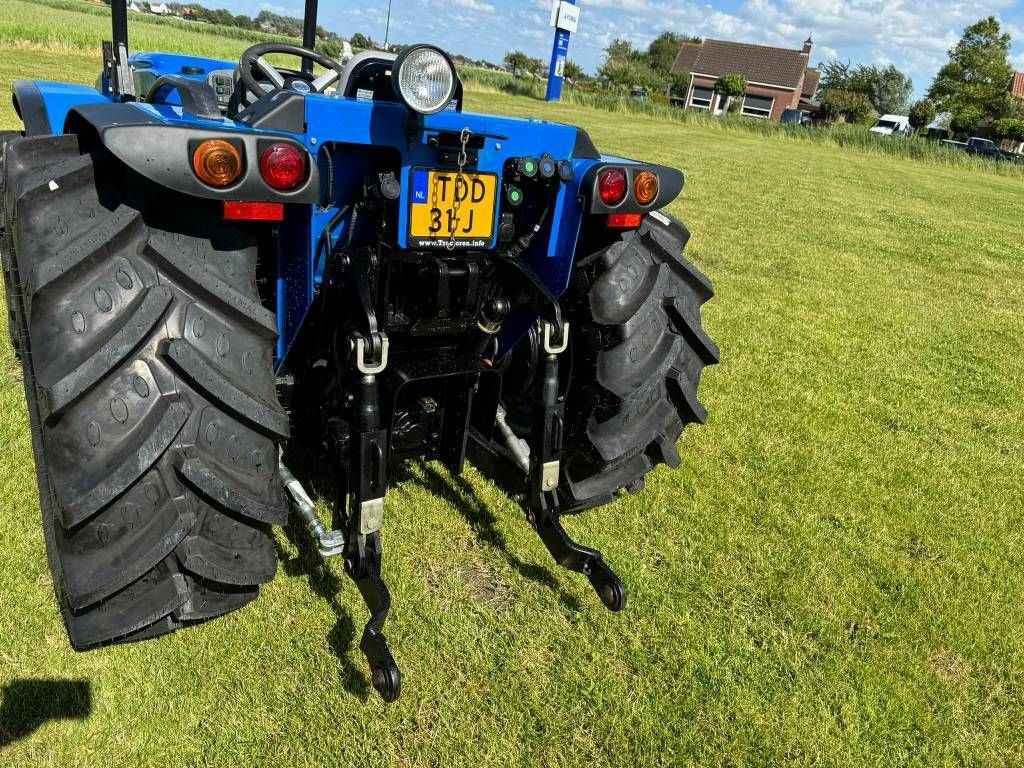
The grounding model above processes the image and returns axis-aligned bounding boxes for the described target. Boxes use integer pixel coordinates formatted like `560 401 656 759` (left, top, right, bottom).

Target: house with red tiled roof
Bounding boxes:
672 36 820 121
1011 72 1024 99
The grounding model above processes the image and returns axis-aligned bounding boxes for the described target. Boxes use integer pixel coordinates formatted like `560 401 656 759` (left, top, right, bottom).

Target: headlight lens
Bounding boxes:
393 45 457 115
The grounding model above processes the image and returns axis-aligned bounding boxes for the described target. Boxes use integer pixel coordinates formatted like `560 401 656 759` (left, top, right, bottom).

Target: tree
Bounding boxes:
604 38 641 65
599 58 667 92
599 38 668 92
908 99 937 131
350 33 374 50
316 38 341 60
819 60 852 92
950 106 984 135
714 73 747 112
928 16 1014 122
646 31 699 77
563 60 584 83
871 65 913 114
669 73 690 99
820 60 912 114
527 56 547 79
504 50 531 78
821 89 875 123
992 118 1024 144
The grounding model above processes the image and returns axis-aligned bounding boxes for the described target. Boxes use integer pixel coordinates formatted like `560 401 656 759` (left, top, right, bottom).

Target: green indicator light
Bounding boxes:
524 161 536 173
510 189 522 202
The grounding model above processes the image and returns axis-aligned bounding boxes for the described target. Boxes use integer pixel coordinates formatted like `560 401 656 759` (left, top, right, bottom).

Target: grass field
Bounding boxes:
2 1 1024 766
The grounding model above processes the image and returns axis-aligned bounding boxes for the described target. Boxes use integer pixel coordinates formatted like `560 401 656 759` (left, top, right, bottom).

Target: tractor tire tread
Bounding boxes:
562 212 718 510
2 135 288 649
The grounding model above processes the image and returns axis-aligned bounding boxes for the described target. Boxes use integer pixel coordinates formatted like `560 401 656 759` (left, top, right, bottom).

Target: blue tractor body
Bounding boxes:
15 51 655 365
1 2 716 702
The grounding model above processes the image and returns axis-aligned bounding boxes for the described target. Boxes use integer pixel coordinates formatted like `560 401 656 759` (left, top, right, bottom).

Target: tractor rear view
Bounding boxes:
0 0 718 701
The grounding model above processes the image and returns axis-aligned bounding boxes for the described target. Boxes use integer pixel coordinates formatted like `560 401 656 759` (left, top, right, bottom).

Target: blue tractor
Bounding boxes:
0 1 717 701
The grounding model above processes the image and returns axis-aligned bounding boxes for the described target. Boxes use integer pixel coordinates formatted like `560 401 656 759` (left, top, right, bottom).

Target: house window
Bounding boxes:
689 86 713 109
741 93 774 118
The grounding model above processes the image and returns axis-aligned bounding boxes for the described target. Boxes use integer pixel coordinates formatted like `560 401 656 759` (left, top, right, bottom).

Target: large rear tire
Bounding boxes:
1 130 23 356
558 212 719 510
2 135 289 649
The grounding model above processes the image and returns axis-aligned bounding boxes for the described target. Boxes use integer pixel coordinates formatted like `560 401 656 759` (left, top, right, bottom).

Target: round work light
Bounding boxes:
392 45 458 115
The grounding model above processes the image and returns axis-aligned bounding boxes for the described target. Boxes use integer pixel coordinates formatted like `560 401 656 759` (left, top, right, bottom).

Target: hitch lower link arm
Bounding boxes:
523 320 627 613
340 331 401 702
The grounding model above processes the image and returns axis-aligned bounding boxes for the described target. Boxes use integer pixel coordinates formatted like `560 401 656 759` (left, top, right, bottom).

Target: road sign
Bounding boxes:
545 0 579 101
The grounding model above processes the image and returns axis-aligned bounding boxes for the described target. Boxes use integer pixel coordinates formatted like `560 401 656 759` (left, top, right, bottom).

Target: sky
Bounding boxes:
226 0 1024 97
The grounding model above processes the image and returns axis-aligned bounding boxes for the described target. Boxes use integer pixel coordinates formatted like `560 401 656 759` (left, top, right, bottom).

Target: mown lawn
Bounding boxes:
2 2 1024 766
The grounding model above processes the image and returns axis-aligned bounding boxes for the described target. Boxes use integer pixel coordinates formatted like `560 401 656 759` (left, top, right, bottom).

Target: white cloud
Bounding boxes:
452 0 496 13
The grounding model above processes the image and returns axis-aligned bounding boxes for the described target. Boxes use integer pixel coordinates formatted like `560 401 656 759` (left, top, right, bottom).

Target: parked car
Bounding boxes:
630 85 649 101
780 108 811 126
941 137 1021 162
869 114 912 136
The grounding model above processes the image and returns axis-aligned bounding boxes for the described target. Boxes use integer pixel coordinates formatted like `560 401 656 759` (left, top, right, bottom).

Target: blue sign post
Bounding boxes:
545 0 578 102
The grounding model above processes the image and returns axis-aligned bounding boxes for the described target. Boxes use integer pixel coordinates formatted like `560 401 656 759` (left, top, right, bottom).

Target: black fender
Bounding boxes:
11 80 52 136
64 101 320 204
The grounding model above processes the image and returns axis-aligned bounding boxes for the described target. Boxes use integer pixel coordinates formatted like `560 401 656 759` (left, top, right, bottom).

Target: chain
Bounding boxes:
446 127 471 251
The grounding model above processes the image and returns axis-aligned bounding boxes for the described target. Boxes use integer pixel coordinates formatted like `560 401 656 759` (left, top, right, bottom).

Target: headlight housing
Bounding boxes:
392 44 458 115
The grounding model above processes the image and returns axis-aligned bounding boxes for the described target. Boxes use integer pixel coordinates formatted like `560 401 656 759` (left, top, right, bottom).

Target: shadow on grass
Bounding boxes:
279 444 372 700
277 446 582 698
415 464 582 613
0 679 91 747
280 521 373 700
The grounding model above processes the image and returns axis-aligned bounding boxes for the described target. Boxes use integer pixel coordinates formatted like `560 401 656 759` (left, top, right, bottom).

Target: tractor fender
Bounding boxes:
12 80 111 136
64 101 320 204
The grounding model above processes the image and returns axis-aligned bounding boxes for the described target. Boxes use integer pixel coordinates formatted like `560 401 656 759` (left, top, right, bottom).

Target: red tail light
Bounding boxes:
597 168 627 206
260 143 306 191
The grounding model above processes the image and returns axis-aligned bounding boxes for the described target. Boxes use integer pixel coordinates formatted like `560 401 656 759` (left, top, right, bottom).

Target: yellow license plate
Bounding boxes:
409 169 497 248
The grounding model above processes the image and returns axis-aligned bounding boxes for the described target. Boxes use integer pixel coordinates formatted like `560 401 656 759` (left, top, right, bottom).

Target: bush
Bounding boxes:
315 38 341 60
992 118 1024 143
714 73 747 98
821 89 875 123
951 106 984 135
908 99 936 131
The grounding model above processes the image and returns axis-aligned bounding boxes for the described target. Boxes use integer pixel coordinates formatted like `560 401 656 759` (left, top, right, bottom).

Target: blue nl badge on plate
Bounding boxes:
412 170 428 204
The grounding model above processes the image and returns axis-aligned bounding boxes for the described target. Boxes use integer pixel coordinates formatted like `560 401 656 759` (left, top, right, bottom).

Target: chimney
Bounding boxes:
802 35 813 55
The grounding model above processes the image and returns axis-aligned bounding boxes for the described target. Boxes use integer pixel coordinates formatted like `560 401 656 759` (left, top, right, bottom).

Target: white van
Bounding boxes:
869 115 912 136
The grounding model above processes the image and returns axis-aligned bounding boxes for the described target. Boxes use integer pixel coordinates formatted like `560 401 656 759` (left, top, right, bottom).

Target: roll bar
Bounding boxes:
105 0 322 93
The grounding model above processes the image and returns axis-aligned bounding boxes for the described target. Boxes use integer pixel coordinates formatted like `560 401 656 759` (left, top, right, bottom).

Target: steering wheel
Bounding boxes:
238 42 345 100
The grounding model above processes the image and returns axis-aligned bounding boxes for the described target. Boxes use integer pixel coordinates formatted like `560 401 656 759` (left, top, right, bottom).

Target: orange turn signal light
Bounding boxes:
633 170 659 206
192 140 242 188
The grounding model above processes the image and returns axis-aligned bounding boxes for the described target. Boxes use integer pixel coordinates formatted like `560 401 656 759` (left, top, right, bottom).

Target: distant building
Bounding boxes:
1011 72 1024 99
672 36 820 121
149 2 170 15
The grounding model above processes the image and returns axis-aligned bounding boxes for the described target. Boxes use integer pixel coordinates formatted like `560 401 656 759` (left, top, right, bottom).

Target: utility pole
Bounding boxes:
384 0 393 49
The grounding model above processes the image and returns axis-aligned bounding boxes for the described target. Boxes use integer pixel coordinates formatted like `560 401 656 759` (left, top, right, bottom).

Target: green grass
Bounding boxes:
3 1 1024 765
0 0 288 59
461 71 1024 177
